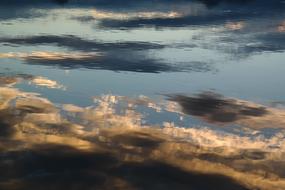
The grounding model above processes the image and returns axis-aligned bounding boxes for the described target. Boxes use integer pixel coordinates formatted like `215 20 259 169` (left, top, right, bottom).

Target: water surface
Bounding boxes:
0 0 285 189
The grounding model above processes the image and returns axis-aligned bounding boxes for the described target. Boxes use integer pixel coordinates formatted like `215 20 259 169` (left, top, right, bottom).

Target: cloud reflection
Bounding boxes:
278 21 285 32
0 81 285 189
30 76 65 90
168 92 268 123
0 1 285 189
0 73 65 90
167 92 285 129
68 1 285 56
91 9 183 20
0 49 212 73
0 35 165 51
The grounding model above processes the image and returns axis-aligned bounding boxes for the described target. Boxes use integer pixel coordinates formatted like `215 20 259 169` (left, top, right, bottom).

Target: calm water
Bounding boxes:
0 0 285 189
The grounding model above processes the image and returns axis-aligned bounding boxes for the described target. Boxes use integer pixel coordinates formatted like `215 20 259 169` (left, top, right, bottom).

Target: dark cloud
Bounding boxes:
24 54 212 73
0 35 213 73
1 0 285 56
0 35 165 52
237 32 285 54
70 1 284 29
0 143 251 190
67 1 285 56
0 0 67 21
113 161 249 190
197 0 253 7
0 7 44 21
110 132 163 148
0 0 282 21
0 0 69 6
96 12 247 29
0 0 255 6
0 0 276 8
168 92 268 123
210 28 285 56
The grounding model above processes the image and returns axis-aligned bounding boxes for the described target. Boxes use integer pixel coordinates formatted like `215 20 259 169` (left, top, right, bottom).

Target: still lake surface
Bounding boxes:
0 0 285 189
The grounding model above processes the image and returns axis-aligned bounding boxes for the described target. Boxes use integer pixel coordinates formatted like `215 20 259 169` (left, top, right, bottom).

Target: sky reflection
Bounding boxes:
0 1 285 190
